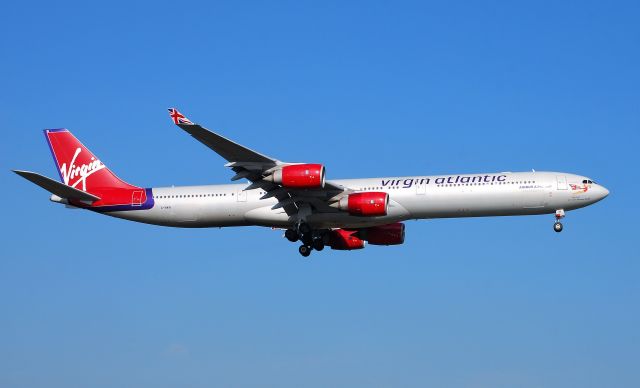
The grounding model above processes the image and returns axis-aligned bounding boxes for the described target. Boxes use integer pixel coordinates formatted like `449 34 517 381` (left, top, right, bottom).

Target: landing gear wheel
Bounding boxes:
299 245 312 257
554 222 563 233
285 229 299 242
312 239 325 251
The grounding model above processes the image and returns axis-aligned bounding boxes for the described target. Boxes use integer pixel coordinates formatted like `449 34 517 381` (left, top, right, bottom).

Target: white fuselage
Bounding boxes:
102 171 609 229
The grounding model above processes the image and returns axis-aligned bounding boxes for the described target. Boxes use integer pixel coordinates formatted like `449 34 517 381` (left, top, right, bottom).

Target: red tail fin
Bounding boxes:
44 129 149 209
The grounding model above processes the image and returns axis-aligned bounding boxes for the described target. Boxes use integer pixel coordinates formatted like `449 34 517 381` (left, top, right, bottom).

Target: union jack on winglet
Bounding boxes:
168 108 193 125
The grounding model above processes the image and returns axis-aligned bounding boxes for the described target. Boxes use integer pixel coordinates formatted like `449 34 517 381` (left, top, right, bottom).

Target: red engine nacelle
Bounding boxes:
334 192 389 216
267 163 325 188
327 229 366 250
360 222 405 245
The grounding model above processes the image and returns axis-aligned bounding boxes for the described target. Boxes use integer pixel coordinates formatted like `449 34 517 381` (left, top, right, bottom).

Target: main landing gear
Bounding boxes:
286 222 325 257
554 209 565 233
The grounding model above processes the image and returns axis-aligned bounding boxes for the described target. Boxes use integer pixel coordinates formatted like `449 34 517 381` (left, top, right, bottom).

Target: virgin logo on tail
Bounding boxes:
60 147 105 191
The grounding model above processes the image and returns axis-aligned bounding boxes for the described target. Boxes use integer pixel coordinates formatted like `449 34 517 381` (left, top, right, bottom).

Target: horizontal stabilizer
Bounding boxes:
13 170 101 202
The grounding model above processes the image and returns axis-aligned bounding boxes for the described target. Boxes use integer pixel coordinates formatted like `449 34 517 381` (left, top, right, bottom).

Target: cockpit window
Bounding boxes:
583 179 595 184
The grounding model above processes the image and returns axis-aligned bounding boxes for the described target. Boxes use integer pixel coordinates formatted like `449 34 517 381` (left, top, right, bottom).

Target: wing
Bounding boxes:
167 108 350 216
168 108 277 165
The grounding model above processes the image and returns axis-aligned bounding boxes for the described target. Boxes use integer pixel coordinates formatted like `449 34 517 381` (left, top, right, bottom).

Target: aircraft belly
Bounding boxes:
104 207 167 224
106 199 250 228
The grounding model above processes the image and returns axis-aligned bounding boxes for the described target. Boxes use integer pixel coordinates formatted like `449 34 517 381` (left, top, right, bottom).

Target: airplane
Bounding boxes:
14 108 609 257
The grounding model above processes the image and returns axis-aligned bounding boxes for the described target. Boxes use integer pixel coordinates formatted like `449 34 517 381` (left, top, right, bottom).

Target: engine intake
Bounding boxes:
333 192 389 217
266 164 325 188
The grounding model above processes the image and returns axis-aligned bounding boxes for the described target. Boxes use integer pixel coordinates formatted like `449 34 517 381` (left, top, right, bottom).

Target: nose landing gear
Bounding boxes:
554 209 565 233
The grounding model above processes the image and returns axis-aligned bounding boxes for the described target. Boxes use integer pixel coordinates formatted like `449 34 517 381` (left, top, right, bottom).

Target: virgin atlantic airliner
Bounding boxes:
14 109 609 256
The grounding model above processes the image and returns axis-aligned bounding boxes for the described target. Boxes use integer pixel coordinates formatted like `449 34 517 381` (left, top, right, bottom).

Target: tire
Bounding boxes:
554 222 563 233
299 245 311 257
285 229 299 242
312 239 325 251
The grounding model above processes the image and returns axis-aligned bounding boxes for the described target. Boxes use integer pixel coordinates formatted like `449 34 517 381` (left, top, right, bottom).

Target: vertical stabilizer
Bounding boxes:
43 129 152 210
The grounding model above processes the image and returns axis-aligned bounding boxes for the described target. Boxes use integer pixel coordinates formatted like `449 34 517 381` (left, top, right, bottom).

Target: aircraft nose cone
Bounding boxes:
601 186 610 198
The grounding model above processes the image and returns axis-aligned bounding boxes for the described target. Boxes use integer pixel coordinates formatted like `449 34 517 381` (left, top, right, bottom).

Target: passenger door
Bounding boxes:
236 190 247 202
556 175 568 190
131 190 144 206
416 181 427 195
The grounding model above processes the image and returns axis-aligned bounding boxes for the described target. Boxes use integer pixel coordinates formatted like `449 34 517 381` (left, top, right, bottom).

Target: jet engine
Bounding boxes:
332 192 389 216
359 222 405 245
327 229 366 250
265 163 325 188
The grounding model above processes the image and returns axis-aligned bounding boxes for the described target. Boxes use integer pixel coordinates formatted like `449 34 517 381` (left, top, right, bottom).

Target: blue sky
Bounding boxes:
1 1 639 387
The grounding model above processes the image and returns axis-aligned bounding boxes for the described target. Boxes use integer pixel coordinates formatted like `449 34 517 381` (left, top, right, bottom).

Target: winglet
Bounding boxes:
168 108 194 125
